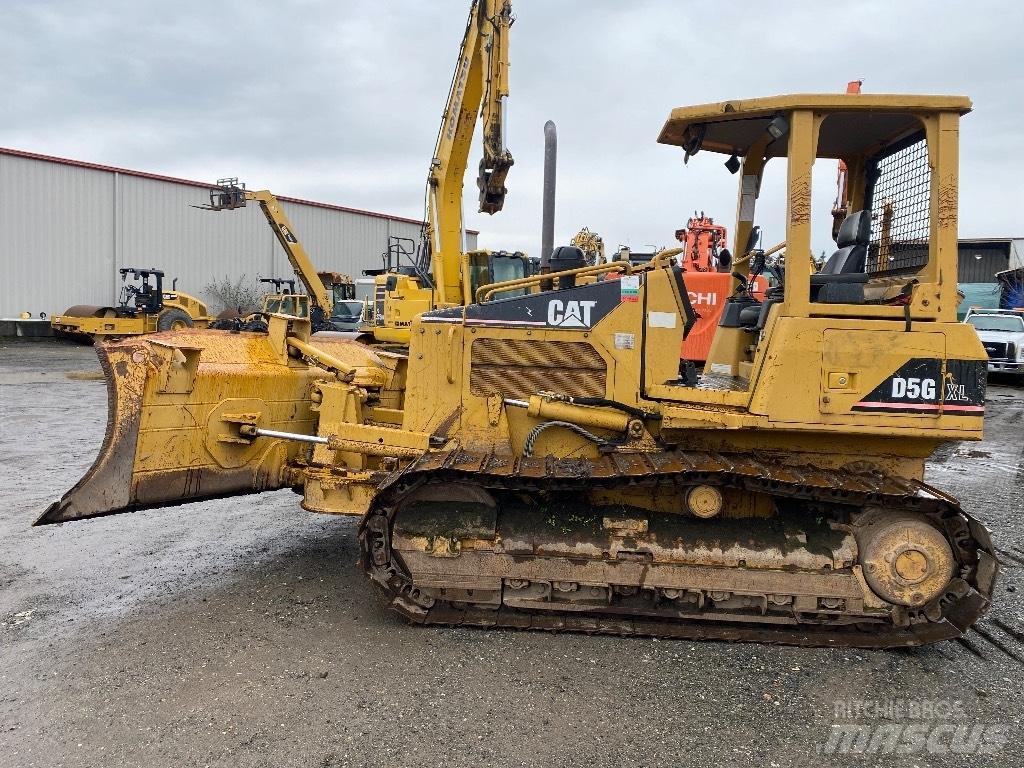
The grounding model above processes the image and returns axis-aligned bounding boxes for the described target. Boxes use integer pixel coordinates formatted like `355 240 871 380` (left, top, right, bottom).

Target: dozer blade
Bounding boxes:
37 332 323 525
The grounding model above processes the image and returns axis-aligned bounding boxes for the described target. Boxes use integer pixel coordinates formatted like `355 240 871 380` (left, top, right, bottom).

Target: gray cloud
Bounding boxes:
3 0 1022 260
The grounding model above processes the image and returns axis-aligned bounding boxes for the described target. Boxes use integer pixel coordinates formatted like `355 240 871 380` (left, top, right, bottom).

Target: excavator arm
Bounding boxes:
427 0 514 306
475 1 513 215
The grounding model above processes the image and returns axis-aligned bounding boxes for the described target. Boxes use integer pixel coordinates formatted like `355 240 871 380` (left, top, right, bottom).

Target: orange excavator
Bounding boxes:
832 80 864 238
677 81 863 365
675 213 766 362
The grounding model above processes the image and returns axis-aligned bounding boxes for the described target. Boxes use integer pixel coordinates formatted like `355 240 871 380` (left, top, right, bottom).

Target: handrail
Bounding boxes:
476 261 634 303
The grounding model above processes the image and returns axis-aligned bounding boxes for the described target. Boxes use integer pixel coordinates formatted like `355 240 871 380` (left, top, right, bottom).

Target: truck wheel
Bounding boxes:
157 308 194 332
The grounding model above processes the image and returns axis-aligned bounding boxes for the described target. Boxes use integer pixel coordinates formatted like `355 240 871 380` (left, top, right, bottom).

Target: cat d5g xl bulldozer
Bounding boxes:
40 92 994 647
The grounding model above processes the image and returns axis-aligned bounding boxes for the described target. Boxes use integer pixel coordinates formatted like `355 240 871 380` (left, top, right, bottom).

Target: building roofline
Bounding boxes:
958 237 1024 244
0 146 480 234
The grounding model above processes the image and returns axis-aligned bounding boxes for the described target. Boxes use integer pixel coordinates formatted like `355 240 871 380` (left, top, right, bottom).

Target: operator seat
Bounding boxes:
811 210 870 304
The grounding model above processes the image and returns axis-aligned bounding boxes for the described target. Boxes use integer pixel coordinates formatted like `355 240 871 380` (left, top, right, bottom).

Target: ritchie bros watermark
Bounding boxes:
820 699 1010 756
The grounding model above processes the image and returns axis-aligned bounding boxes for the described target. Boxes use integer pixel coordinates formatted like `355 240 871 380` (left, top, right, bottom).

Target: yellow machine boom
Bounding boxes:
365 0 522 344
43 93 996 648
203 180 353 329
429 0 513 305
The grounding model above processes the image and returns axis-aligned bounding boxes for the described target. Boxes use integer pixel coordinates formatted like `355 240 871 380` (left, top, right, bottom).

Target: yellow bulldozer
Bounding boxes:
41 90 995 648
50 267 210 342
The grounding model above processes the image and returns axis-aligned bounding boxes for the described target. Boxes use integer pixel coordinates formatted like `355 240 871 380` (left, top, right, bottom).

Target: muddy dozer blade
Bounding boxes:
37 332 322 525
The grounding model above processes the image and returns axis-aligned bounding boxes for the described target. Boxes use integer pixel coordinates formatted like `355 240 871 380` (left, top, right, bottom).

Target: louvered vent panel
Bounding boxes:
470 338 607 399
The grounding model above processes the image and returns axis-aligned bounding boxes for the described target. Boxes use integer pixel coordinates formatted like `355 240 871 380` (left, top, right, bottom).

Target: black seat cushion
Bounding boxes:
818 282 867 303
819 244 866 275
819 211 870 276
836 210 871 249
810 271 868 285
812 211 870 303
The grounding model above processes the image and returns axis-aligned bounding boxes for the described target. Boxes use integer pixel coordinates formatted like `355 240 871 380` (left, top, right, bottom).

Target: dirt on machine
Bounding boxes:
50 267 210 342
40 3 996 650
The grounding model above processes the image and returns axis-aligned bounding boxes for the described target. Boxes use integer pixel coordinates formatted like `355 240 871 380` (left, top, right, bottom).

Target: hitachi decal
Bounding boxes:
688 291 718 306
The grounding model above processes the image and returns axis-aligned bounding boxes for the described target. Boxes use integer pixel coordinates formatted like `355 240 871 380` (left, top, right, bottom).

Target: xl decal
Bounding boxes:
851 358 985 416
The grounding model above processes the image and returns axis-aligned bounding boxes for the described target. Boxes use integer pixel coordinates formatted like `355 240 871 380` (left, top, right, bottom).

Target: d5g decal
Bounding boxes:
852 358 986 415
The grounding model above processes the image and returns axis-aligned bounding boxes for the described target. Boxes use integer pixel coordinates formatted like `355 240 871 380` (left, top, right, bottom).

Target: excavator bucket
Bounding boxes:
37 331 323 525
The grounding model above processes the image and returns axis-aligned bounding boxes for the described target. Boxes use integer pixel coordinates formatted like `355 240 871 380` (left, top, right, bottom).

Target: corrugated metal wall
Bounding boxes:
1010 239 1024 270
0 153 115 315
956 242 1010 283
0 152 476 317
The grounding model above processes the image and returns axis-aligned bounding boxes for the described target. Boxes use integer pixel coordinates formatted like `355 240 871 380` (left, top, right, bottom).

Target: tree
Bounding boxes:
203 274 261 315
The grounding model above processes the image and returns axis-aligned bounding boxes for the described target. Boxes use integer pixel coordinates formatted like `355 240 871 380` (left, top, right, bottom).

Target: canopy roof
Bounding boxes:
657 94 972 159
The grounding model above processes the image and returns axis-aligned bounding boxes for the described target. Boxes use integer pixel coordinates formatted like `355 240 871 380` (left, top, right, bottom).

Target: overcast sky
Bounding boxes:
3 0 1022 260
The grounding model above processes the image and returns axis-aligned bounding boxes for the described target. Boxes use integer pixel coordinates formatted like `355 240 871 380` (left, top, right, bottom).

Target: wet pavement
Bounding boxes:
1 339 1023 768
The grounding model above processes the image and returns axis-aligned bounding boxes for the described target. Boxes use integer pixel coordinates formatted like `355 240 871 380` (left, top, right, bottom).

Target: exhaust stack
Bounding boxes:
540 120 557 270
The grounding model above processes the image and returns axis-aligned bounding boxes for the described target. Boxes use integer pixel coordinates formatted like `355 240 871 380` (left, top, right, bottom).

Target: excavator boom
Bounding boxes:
427 0 514 306
364 0 517 342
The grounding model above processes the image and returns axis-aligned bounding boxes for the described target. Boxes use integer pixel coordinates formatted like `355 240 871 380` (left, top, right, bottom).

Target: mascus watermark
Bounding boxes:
820 699 1009 756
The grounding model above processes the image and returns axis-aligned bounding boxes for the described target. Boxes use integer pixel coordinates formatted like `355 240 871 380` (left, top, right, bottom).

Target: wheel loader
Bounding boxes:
50 267 210 342
41 92 995 647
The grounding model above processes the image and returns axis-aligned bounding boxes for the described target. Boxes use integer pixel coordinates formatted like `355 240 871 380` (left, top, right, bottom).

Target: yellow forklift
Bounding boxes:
201 179 356 333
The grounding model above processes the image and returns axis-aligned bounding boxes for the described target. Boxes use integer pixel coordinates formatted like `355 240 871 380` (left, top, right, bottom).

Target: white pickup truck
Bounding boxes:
964 308 1024 375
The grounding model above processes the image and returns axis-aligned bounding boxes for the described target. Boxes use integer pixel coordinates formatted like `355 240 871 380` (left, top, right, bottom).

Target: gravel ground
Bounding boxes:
1 339 1022 768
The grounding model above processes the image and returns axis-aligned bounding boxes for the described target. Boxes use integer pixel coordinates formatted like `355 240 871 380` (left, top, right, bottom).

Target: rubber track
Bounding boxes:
359 449 997 648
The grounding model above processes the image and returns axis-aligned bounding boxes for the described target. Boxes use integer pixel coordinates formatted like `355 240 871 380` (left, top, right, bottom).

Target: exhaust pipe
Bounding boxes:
541 120 557 271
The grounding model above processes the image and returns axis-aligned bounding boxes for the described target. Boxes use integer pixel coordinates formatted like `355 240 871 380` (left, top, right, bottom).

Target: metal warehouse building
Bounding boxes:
956 237 1024 283
0 147 477 318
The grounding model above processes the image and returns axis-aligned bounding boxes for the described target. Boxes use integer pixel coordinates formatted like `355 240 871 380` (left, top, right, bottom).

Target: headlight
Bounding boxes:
1016 343 1024 361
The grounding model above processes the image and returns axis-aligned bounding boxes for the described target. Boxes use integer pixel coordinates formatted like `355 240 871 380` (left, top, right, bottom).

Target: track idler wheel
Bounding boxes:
855 512 956 608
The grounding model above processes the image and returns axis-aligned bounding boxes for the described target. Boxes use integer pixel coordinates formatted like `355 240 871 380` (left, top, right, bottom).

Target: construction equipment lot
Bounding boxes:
2 340 1022 768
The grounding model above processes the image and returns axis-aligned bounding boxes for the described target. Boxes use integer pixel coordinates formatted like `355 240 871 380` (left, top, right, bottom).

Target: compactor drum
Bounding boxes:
41 94 996 647
50 267 209 342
